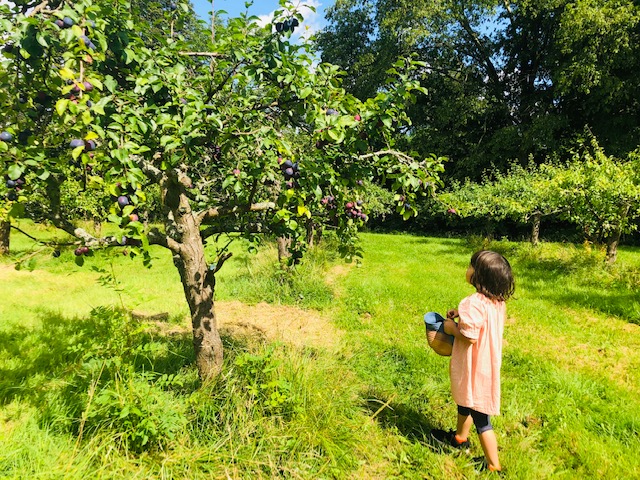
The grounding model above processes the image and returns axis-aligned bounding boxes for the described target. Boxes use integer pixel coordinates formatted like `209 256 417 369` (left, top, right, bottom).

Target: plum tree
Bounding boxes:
0 0 444 380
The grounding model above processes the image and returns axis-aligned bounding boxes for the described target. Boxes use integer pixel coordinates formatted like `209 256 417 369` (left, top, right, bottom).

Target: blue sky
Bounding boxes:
191 1 335 36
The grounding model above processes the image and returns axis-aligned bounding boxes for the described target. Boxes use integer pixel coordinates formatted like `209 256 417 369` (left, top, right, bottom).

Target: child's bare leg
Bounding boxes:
478 429 501 470
456 413 473 439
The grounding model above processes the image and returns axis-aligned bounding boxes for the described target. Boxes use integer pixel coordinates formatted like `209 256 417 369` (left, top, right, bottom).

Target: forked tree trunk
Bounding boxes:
530 212 541 246
0 219 9 255
163 179 223 382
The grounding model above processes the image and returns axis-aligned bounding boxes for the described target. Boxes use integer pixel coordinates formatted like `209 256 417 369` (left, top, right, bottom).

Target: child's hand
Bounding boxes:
446 309 459 320
443 319 458 336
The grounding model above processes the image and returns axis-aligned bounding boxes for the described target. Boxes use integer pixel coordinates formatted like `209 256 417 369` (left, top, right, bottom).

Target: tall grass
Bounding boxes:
1 223 639 478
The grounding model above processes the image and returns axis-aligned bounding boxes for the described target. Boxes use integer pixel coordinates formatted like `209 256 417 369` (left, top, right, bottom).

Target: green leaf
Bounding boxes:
104 76 117 93
36 34 48 48
7 165 23 180
327 128 345 143
299 86 313 99
8 203 25 218
56 99 69 116
72 146 85 159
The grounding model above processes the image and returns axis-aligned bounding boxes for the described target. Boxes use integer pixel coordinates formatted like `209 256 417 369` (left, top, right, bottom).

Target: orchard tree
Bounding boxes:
438 161 566 244
0 0 444 381
439 137 640 260
555 138 640 263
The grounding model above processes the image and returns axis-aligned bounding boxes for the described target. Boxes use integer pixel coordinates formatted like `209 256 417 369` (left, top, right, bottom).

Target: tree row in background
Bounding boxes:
436 137 640 263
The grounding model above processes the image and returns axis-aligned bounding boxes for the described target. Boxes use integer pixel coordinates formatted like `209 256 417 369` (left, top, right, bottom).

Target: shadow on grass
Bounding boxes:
0 306 198 408
362 392 437 445
514 255 640 324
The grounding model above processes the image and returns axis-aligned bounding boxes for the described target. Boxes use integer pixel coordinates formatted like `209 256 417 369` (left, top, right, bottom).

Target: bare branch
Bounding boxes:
27 0 48 16
212 252 232 274
200 223 268 239
358 149 416 164
179 51 222 58
148 228 182 253
46 214 121 247
10 224 58 245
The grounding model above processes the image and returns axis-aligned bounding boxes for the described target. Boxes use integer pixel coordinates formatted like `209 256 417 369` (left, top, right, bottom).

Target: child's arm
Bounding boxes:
443 319 478 345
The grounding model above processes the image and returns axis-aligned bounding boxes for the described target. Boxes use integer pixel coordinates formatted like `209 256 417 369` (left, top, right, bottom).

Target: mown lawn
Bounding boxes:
1 222 639 479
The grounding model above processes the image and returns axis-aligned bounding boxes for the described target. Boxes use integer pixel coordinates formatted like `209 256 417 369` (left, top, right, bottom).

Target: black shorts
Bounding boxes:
457 405 493 434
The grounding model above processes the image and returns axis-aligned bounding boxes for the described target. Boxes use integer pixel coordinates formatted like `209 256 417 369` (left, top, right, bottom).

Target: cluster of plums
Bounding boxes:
68 78 94 94
320 196 367 221
344 200 367 221
74 245 91 256
4 174 25 201
116 195 140 223
275 17 299 33
69 138 97 151
279 158 300 189
320 195 337 210
54 16 75 29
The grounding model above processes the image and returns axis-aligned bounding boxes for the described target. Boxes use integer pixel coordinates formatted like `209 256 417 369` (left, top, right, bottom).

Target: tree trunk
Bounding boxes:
530 212 541 246
173 245 223 382
0 219 10 255
277 236 291 263
93 217 102 236
306 219 321 247
163 178 223 382
605 229 621 264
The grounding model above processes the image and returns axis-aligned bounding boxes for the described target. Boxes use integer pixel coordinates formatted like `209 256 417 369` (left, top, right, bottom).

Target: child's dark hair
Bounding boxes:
469 250 515 301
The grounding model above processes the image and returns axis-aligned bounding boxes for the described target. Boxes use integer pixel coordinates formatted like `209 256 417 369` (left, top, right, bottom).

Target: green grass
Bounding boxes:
1 223 639 478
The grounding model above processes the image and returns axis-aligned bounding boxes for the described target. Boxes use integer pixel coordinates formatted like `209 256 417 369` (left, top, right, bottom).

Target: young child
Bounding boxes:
431 250 515 473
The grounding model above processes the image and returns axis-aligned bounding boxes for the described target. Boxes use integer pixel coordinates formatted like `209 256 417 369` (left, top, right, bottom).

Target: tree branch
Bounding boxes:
179 51 222 58
148 228 182 253
212 252 232 274
10 224 75 246
358 149 415 164
200 223 268 240
197 201 276 224
457 15 502 94
27 0 48 16
130 154 164 182
46 214 122 247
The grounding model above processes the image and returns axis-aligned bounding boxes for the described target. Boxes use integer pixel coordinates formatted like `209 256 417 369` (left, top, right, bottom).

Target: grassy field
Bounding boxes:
1 222 639 479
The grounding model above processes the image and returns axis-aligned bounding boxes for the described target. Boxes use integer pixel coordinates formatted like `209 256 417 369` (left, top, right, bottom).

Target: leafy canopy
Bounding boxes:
0 0 445 263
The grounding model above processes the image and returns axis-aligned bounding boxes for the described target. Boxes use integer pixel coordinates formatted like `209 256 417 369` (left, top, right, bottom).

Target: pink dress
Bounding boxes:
450 292 506 416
